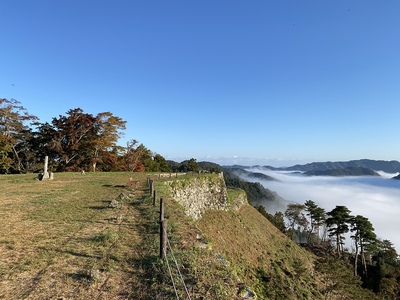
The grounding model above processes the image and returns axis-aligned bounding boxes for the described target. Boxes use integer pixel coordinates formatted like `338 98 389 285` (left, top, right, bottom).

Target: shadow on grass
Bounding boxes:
38 246 102 260
102 184 128 188
87 199 116 210
87 205 109 210
64 249 103 259
66 272 93 284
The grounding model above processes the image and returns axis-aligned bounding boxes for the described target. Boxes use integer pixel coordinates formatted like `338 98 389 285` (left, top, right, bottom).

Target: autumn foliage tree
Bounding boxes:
90 112 126 172
0 98 38 173
50 108 97 171
43 108 127 172
124 140 147 171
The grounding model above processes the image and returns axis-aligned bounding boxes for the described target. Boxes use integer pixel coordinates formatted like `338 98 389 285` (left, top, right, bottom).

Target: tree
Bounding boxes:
29 122 58 171
0 133 13 173
90 112 126 172
187 158 199 172
350 215 377 276
150 154 171 172
369 240 399 297
326 206 352 257
257 206 286 233
0 98 38 173
50 108 97 171
272 211 286 233
124 141 151 172
177 158 199 172
98 147 124 171
304 200 326 244
284 203 307 242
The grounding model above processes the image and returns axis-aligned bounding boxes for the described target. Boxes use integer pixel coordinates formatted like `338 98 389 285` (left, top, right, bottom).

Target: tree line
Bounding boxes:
258 201 400 298
0 98 172 174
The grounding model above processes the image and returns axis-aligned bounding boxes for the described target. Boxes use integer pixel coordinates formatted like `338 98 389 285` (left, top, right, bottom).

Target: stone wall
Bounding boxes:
164 173 247 220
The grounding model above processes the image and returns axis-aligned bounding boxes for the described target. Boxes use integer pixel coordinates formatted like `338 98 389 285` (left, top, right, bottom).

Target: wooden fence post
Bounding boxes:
159 198 166 260
160 220 167 260
160 198 164 221
153 190 157 206
149 180 154 196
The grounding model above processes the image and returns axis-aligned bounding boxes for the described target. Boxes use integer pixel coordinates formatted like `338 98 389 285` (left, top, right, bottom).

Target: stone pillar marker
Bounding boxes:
42 156 50 180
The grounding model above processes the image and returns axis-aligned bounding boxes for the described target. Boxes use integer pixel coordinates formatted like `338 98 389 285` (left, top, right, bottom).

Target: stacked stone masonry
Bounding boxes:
165 173 247 220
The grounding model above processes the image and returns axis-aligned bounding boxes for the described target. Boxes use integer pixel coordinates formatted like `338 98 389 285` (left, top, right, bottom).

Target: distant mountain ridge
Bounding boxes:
304 167 380 177
227 168 278 181
263 159 400 173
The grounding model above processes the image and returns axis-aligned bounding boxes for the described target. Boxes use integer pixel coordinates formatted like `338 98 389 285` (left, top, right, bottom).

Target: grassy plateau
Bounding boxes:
0 172 159 299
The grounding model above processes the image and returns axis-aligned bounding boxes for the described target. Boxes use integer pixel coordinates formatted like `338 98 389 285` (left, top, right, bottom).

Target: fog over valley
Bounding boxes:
240 167 400 252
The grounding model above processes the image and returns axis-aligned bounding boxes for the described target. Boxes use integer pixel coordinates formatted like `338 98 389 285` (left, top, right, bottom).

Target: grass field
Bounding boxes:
0 172 160 299
0 172 241 300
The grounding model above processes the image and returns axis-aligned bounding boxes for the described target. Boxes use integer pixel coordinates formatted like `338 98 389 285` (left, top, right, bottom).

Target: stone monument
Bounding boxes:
42 156 50 180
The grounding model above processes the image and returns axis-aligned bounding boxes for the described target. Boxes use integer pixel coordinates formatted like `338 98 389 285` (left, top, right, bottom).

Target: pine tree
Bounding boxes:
326 206 352 257
304 200 326 244
350 215 377 276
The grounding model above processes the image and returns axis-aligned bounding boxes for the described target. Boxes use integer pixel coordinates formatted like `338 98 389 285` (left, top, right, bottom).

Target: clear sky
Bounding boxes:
1 1 399 166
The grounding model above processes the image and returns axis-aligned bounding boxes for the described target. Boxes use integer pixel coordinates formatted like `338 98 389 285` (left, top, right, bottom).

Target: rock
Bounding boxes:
109 199 122 208
216 253 229 266
88 269 100 281
118 193 130 201
238 284 257 299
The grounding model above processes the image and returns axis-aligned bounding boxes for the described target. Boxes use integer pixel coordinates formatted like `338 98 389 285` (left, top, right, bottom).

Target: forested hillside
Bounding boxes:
304 166 380 176
280 159 400 173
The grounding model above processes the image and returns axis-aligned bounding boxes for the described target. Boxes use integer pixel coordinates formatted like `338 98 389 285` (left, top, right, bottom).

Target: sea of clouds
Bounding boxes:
241 167 400 252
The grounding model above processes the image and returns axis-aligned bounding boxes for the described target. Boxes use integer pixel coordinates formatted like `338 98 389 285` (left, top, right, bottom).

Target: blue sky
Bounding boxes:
1 1 399 166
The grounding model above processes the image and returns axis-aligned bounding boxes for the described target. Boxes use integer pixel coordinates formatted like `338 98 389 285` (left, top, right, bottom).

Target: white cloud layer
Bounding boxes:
243 168 400 252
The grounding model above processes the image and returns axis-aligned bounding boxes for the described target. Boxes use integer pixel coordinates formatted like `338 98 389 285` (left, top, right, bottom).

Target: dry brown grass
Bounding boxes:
0 172 152 300
196 205 323 299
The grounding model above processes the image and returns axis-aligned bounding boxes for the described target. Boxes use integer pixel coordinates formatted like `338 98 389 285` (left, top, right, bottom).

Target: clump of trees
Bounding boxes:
0 98 170 173
259 200 400 298
258 199 400 297
168 158 200 173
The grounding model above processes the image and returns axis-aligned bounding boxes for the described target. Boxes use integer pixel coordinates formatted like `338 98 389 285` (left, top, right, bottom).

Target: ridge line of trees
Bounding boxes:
0 98 171 174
